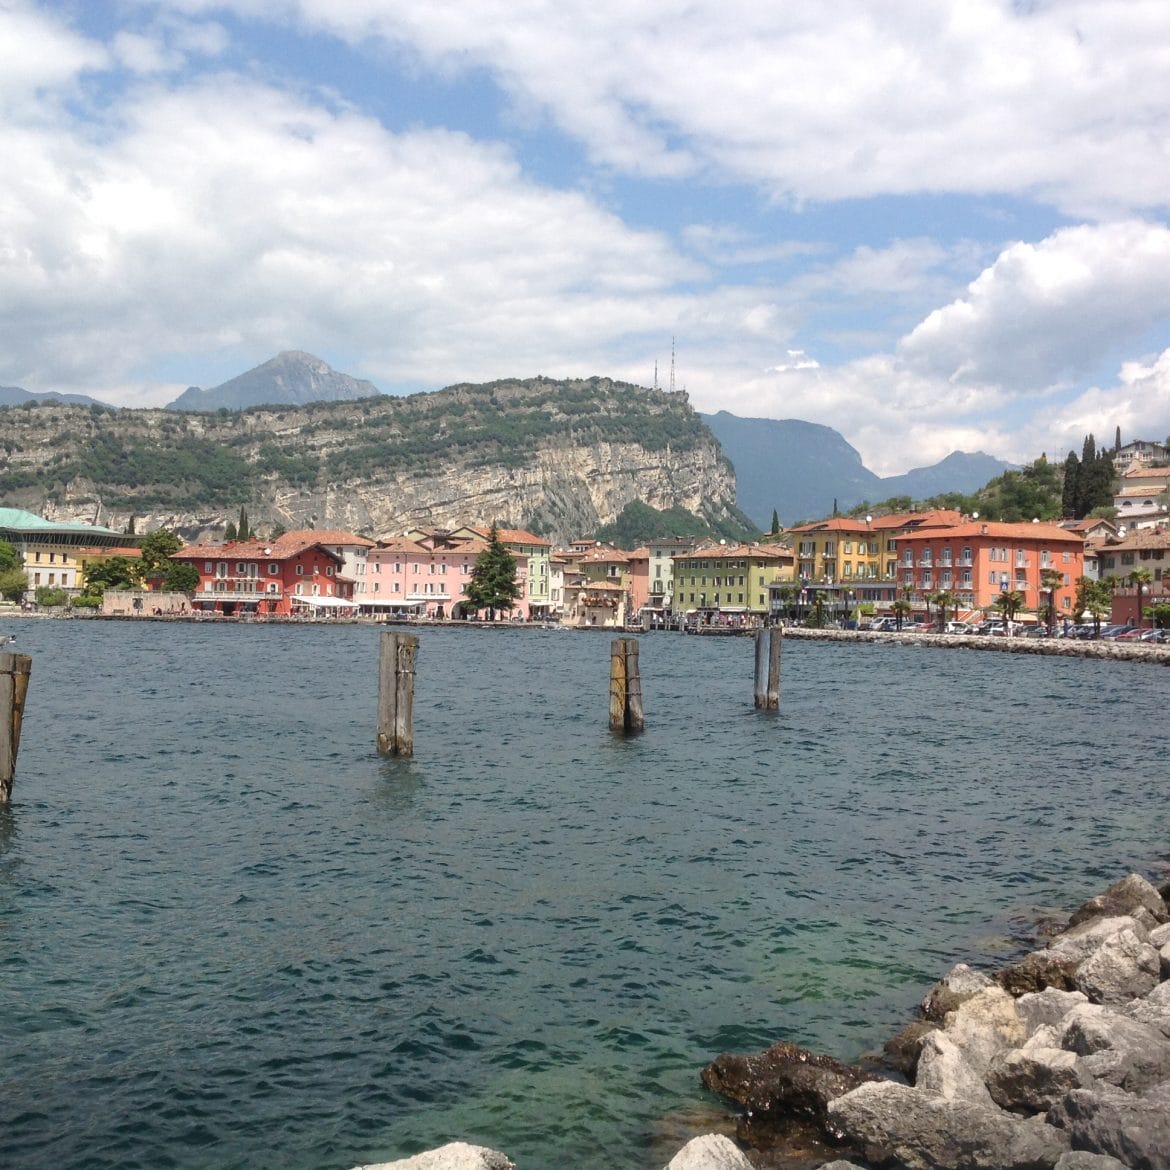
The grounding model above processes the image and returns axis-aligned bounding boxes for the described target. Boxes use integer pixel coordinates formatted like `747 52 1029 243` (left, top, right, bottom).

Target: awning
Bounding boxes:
358 598 423 609
292 596 358 609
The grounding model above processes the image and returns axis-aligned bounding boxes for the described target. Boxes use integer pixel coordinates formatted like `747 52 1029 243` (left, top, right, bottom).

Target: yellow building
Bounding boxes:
0 507 132 594
671 541 794 618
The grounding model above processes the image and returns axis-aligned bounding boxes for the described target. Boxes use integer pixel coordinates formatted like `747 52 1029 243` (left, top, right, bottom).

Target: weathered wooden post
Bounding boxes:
609 637 645 734
377 632 418 757
754 629 781 710
0 652 32 803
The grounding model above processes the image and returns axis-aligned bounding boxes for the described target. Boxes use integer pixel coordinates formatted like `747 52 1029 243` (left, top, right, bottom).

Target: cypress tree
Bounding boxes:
1061 451 1080 518
770 509 780 535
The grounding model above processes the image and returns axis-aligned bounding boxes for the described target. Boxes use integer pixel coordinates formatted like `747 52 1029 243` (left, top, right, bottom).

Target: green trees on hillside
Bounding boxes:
1061 435 1115 519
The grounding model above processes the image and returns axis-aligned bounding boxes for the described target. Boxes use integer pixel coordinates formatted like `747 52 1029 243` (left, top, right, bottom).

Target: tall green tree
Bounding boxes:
770 509 780 535
139 528 183 578
464 524 521 619
0 540 21 573
0 567 27 602
163 562 201 593
1076 576 1113 637
83 556 144 594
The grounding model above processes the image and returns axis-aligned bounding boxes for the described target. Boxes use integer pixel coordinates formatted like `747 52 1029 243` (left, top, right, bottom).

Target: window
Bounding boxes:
205 560 213 572
961 547 972 565
269 563 279 575
296 564 304 576
326 566 334 576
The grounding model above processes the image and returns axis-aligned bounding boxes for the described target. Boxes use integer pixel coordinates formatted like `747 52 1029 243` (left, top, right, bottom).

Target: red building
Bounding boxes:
895 520 1084 622
173 534 355 616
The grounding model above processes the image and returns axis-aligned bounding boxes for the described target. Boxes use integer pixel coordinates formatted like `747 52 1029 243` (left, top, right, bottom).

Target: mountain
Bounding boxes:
2 377 746 544
700 411 1014 527
166 350 380 411
0 385 110 407
879 450 1016 502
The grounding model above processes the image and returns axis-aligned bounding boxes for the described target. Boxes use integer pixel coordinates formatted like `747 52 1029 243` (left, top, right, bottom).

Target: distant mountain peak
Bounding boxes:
700 412 1014 527
166 351 381 412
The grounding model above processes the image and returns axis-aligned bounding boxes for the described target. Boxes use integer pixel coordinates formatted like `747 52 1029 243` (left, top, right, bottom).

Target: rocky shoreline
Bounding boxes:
359 872 1170 1170
781 627 1170 663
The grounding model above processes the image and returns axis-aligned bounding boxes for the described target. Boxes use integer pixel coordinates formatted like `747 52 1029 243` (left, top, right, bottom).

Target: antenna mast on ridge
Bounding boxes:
669 336 676 394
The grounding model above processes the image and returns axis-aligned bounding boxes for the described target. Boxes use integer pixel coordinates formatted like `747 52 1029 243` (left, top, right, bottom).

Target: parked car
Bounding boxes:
1099 624 1133 640
944 621 974 635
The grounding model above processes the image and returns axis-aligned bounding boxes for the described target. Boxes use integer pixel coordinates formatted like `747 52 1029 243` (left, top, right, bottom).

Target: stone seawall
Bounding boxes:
781 628 1170 664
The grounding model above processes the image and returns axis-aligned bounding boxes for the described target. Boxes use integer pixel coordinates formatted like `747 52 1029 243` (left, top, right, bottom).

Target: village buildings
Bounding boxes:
894 520 1085 621
171 531 357 617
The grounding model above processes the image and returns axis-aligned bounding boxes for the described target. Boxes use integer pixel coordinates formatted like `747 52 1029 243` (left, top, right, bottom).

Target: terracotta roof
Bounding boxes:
871 509 964 530
1099 529 1170 551
471 526 550 547
373 536 427 554
899 521 1083 542
1121 465 1170 480
788 510 963 534
74 545 143 558
175 534 344 563
685 541 793 560
579 547 631 564
1115 485 1163 498
280 528 376 548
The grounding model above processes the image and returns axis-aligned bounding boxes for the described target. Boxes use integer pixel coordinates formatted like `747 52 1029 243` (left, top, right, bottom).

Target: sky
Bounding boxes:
3 1 1170 475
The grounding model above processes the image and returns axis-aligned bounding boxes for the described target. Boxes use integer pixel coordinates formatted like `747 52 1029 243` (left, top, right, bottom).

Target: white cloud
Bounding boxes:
0 2 106 106
166 0 1170 215
898 222 1170 391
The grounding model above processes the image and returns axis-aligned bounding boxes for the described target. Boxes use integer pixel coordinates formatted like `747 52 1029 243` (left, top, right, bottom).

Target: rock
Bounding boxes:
942 986 1026 1075
915 1032 995 1107
922 964 996 1022
1016 989 1090 1038
1149 921 1170 949
662 1133 753 1169
985 1046 1080 1114
1067 874 1168 929
997 950 1081 996
701 1040 877 1136
826 1080 1070 1170
352 1143 515 1170
1053 1153 1133 1170
1058 1003 1170 1093
1049 917 1150 966
1123 979 1170 1039
815 1163 870 1169
1048 1081 1170 1169
1161 941 1170 980
883 1020 937 1076
1073 928 1162 1005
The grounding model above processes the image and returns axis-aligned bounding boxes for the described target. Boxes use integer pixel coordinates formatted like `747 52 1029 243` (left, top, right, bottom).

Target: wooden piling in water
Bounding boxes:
377 632 418 757
609 637 645 734
754 629 781 710
0 652 32 803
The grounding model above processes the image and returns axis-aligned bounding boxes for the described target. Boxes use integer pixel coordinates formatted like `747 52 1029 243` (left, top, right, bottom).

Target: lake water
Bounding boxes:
1 621 1167 1170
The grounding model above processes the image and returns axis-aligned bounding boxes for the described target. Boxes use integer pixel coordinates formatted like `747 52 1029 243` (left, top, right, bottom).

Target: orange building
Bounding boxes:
895 521 1085 620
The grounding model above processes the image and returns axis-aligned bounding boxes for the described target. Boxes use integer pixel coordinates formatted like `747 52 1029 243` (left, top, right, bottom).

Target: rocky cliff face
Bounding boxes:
0 377 740 542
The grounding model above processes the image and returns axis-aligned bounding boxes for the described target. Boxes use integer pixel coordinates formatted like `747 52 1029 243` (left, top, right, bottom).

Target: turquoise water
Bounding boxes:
1 622 1166 1170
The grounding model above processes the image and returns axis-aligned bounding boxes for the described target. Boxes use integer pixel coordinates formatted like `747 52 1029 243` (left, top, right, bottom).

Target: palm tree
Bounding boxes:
993 589 1025 632
932 589 958 631
1129 566 1152 628
892 597 912 631
1040 569 1064 635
